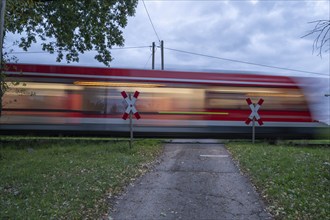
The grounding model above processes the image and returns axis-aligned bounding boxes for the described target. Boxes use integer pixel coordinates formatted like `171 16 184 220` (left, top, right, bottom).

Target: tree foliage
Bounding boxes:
5 0 139 66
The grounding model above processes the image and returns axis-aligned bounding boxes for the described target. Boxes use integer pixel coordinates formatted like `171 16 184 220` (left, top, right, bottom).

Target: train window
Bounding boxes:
121 87 204 113
206 86 308 111
3 80 308 119
82 87 107 114
3 81 83 113
79 86 205 115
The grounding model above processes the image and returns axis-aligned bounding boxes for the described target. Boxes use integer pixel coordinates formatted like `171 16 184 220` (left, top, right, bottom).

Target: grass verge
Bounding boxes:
226 141 330 220
0 137 163 219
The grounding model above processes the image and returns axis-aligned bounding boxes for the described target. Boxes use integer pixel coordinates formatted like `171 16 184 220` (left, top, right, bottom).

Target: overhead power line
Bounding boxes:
110 46 151 50
142 0 161 42
164 47 328 76
7 45 328 77
144 51 153 69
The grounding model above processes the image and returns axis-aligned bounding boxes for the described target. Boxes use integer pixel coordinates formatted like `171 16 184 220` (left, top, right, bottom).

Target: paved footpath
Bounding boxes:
109 139 272 220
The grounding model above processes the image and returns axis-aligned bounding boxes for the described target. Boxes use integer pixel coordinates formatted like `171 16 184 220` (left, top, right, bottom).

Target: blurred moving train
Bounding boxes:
1 63 328 138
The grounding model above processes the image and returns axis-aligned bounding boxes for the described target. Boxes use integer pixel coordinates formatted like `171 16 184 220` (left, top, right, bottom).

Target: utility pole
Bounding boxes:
160 40 164 70
152 42 155 70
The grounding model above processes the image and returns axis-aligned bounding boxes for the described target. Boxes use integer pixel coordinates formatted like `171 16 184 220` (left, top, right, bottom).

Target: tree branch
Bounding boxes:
302 20 330 57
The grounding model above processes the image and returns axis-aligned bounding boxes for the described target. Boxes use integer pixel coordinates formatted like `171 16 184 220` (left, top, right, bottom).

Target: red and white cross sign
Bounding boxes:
245 98 264 126
121 91 141 120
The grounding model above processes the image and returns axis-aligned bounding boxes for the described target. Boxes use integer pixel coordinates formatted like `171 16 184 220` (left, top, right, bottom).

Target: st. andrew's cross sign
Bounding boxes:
245 98 264 126
245 98 264 143
121 91 141 120
121 90 140 148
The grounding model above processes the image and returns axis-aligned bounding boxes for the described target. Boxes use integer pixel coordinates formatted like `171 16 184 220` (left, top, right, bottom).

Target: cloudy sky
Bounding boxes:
117 0 330 77
6 0 330 77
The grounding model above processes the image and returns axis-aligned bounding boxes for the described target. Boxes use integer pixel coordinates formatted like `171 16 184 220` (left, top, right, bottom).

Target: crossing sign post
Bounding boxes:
121 91 140 148
245 98 264 144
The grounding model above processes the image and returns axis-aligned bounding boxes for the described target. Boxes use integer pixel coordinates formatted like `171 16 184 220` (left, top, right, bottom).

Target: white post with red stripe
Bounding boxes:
121 91 140 148
245 98 264 144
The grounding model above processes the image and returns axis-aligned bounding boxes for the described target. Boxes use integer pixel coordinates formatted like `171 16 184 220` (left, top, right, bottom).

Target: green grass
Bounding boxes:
280 139 330 145
0 137 163 219
226 141 330 219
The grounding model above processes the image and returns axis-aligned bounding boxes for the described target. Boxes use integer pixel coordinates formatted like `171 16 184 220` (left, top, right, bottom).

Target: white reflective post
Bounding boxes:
252 115 255 144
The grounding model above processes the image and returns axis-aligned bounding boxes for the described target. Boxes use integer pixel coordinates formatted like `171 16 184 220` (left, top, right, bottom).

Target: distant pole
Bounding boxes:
152 42 155 70
161 40 164 70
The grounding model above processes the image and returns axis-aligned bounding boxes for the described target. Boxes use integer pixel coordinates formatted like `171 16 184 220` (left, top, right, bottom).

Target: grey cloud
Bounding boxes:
5 0 329 77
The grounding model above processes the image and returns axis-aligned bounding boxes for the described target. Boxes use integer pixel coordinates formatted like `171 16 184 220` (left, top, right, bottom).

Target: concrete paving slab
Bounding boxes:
109 139 272 220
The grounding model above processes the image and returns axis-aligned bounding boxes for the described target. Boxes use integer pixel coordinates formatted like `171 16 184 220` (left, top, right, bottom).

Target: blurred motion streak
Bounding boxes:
1 63 328 139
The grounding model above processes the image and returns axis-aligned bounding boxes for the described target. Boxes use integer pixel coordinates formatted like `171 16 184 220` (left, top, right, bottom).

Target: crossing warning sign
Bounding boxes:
121 91 141 120
245 98 264 126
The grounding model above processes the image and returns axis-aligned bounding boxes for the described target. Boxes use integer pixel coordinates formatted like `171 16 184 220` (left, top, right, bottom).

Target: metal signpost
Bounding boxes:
121 91 140 148
245 98 264 144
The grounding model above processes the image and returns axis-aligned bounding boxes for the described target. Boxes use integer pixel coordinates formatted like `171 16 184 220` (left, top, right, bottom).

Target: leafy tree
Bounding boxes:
5 0 139 66
1 0 138 117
